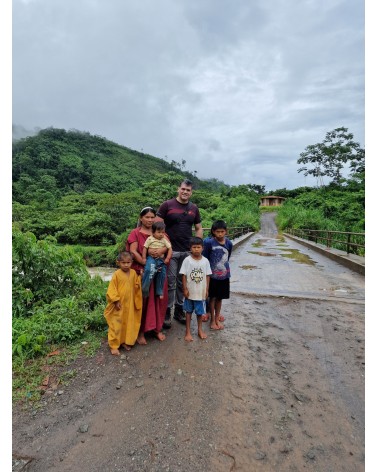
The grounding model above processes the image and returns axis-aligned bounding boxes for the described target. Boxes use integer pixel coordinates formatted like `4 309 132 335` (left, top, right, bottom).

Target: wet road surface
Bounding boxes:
230 213 364 303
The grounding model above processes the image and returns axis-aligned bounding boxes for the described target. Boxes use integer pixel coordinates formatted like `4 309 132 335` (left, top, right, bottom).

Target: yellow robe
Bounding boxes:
104 269 142 348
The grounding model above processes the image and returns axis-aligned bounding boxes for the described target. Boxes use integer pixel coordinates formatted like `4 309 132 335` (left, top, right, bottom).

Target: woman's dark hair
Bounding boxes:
211 220 227 235
189 236 203 247
139 206 156 217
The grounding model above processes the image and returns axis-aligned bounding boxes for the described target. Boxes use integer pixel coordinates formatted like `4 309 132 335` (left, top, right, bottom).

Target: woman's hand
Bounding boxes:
149 247 166 258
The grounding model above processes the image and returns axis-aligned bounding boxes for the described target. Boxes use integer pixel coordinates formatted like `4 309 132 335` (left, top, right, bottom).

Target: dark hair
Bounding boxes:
211 220 227 235
180 179 193 188
139 206 156 217
189 236 203 247
152 221 166 232
117 251 133 261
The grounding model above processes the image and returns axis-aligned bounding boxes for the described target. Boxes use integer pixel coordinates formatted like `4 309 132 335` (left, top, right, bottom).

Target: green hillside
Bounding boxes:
12 127 261 245
12 127 203 197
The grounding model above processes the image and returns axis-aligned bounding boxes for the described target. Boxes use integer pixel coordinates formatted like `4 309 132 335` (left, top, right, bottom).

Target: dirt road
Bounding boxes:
12 214 365 471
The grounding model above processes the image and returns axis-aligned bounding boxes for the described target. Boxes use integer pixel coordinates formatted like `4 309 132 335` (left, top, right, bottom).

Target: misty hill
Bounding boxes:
12 127 215 198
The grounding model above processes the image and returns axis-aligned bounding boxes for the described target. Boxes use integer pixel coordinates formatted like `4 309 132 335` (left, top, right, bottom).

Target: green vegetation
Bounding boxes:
12 128 261 246
12 228 108 356
12 126 364 403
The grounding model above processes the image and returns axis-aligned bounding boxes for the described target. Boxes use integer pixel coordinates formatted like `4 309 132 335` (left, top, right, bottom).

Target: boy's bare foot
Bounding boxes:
184 333 194 342
155 331 166 341
210 322 221 330
121 343 131 351
137 334 147 345
219 314 225 322
110 348 120 356
201 313 210 322
198 330 207 339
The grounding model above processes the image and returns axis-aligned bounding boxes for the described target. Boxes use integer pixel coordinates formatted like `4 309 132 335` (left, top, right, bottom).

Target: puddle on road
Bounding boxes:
252 239 269 247
239 265 259 270
279 248 316 265
248 251 276 257
329 286 354 294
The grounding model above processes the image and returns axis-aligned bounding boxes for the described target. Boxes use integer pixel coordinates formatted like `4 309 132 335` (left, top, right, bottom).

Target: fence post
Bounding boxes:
347 233 351 254
326 231 331 248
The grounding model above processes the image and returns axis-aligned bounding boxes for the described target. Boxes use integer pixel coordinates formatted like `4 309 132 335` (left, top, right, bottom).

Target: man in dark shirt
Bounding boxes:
156 179 203 327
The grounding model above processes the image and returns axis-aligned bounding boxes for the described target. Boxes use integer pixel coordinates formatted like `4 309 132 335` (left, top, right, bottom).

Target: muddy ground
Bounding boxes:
12 292 365 472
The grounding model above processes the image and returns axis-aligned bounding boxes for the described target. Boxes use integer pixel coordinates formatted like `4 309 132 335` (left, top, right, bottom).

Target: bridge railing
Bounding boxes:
201 226 254 240
285 228 365 255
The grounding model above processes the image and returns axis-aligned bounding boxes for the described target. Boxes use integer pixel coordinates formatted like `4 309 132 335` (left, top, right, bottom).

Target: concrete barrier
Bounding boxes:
283 233 365 276
231 232 255 249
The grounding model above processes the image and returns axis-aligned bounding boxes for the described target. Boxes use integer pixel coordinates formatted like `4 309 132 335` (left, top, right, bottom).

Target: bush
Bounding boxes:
12 227 108 359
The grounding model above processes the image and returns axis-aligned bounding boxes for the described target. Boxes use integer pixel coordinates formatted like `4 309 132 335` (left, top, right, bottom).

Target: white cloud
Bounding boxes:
12 0 364 190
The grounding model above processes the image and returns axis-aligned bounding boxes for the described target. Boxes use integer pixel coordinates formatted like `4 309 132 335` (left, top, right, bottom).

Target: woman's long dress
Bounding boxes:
127 228 168 333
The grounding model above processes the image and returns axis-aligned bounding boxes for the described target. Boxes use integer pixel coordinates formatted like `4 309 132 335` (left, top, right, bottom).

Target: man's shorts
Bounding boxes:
183 299 206 316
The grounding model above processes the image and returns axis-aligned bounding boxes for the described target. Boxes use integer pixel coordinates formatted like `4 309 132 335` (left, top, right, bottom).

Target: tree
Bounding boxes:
297 127 365 186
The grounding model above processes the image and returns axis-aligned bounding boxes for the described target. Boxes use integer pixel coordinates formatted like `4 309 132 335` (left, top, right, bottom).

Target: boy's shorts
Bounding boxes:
183 299 206 316
208 278 230 299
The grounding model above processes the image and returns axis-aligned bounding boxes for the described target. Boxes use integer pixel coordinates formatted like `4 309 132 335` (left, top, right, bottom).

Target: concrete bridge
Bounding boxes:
230 212 364 303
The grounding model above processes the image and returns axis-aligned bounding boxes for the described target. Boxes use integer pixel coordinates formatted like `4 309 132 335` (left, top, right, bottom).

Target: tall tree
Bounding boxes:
297 127 365 186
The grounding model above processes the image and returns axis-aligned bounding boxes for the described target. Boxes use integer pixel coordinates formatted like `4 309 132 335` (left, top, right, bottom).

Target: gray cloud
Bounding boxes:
12 0 364 190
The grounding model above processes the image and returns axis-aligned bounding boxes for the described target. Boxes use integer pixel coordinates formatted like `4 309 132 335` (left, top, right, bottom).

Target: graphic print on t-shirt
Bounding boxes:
190 268 204 284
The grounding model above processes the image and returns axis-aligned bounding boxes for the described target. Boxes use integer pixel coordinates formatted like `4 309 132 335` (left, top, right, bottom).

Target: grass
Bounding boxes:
12 331 105 405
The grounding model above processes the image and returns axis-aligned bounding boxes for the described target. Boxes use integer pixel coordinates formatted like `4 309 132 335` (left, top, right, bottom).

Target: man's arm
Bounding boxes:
194 222 203 238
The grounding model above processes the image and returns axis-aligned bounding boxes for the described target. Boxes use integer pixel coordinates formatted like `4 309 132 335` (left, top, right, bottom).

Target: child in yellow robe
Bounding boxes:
104 252 142 355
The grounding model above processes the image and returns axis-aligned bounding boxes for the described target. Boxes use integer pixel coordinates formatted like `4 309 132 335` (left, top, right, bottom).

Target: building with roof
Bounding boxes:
260 195 285 207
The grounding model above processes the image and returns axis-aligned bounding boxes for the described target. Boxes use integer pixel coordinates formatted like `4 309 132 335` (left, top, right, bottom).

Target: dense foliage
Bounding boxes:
12 228 108 359
12 128 261 246
275 175 365 255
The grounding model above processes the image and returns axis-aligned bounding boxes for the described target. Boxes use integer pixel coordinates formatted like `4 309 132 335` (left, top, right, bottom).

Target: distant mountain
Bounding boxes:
12 127 205 197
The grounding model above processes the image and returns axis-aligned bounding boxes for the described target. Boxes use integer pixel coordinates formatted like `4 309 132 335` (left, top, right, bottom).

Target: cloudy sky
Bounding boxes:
12 0 364 191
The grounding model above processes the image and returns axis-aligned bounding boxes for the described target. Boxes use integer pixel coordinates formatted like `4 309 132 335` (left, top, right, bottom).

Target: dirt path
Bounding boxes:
12 215 365 471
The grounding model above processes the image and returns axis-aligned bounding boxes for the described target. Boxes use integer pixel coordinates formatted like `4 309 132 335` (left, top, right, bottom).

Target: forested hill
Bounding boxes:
12 127 214 198
13 127 260 245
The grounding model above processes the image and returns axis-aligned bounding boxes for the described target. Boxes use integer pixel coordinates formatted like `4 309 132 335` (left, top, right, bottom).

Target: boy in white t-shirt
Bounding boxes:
179 237 212 342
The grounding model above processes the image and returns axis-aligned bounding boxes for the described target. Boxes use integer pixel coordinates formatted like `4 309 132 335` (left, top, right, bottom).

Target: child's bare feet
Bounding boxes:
210 321 224 330
184 333 194 342
216 315 224 328
155 331 166 341
198 330 207 339
110 348 120 356
201 313 210 322
137 334 147 345
121 343 131 351
219 314 225 322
